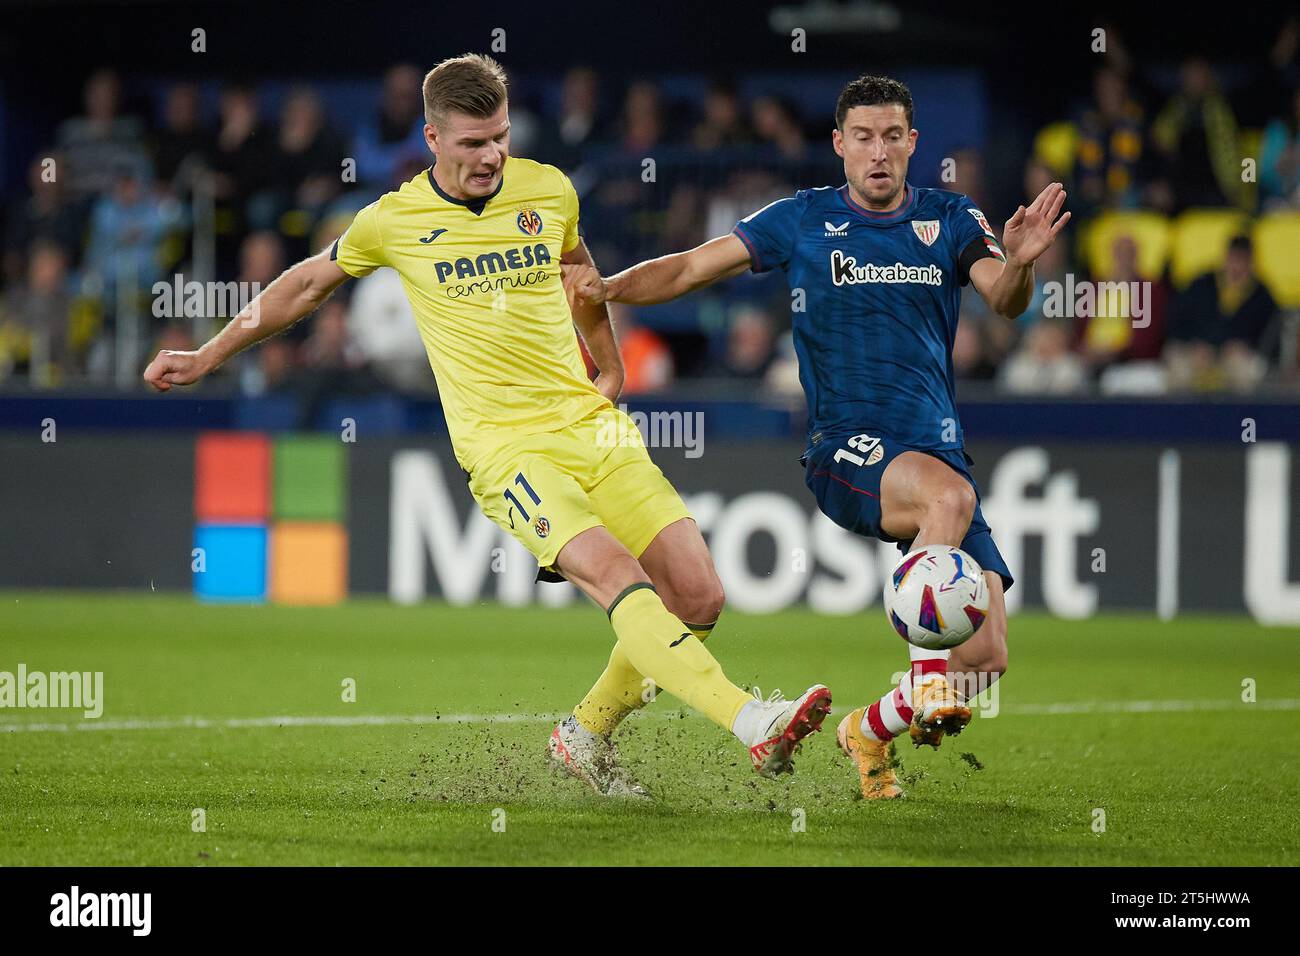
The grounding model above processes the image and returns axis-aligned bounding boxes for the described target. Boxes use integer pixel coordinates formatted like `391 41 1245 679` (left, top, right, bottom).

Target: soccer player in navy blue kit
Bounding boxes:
563 75 1071 799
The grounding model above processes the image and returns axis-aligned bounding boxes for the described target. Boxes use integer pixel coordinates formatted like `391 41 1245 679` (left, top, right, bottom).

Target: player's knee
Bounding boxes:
679 575 725 629
709 578 726 619
928 480 977 535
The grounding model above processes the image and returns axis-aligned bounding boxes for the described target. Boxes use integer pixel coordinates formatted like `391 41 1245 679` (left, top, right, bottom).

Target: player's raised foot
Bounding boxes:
746 685 832 778
548 716 650 799
909 673 971 749
837 708 903 800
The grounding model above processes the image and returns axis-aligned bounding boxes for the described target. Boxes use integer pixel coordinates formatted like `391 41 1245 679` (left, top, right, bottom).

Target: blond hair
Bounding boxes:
422 53 508 128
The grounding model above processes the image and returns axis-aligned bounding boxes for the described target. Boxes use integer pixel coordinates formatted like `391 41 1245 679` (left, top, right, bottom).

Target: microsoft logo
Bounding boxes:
192 433 348 604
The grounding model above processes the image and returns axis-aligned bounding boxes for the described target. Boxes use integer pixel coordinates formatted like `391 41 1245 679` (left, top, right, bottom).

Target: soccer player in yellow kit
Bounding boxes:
144 54 830 797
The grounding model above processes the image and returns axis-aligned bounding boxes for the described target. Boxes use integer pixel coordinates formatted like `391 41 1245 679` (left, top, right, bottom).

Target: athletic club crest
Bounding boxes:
912 220 941 246
517 207 543 236
534 516 550 538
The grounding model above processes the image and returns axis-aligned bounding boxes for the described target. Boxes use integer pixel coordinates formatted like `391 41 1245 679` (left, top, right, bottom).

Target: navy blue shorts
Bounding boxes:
803 432 1014 591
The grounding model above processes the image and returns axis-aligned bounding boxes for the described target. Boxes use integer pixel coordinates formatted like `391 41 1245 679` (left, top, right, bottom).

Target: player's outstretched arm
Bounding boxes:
971 181 1071 320
563 234 753 307
143 249 350 391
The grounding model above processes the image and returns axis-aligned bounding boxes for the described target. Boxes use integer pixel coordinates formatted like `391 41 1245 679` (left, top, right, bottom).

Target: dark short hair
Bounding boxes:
1228 235 1253 256
835 75 914 130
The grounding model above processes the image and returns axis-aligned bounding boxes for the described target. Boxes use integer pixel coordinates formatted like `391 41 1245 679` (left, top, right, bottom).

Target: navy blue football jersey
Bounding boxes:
734 183 1004 454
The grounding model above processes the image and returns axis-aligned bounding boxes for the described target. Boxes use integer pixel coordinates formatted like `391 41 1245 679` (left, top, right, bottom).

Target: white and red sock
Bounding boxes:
859 647 950 742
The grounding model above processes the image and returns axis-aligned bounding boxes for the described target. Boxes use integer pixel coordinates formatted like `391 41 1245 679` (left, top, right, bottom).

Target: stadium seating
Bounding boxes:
1252 212 1300 309
1169 208 1250 289
1081 210 1171 280
1032 121 1079 177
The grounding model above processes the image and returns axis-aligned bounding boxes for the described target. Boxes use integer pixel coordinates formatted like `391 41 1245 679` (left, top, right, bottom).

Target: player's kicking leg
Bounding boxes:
550 524 831 792
853 568 1007 788
552 516 830 795
873 452 979 749
813 446 1010 799
550 518 726 796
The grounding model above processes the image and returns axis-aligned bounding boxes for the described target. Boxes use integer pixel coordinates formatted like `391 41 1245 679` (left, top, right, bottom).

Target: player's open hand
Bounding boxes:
561 263 609 306
143 349 211 392
1001 181 1071 266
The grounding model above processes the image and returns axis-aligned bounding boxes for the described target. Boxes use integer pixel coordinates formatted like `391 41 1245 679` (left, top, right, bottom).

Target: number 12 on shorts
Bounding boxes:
833 434 882 467
503 471 542 522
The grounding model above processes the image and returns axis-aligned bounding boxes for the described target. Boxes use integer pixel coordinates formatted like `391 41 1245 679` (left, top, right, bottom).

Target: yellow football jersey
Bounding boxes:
332 156 609 469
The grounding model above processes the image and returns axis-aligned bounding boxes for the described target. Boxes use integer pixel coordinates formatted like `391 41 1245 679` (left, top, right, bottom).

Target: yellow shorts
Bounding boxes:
466 406 693 573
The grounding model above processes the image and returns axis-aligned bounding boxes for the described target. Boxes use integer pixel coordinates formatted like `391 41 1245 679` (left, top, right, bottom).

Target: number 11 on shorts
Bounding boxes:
503 471 542 521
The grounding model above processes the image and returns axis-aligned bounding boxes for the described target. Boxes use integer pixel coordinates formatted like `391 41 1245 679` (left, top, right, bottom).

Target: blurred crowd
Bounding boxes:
1 26 1299 408
965 23 1300 397
0 63 839 407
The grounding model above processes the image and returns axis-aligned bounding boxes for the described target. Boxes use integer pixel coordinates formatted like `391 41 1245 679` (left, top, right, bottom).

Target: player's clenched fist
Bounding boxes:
561 263 608 306
143 349 212 392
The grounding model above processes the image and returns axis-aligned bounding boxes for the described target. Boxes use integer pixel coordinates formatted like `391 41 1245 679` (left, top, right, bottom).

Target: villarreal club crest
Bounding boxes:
517 206 543 236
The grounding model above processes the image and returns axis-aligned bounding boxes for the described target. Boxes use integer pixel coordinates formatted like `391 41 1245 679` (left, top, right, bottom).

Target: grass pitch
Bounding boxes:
2 592 1298 866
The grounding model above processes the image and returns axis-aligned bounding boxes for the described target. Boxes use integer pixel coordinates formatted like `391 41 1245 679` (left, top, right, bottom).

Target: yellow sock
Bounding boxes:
573 644 644 736
573 616 718 737
600 584 749 732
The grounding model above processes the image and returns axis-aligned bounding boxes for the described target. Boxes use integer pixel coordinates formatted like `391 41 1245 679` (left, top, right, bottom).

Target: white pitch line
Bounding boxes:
0 712 564 734
1 699 1298 733
1005 698 1300 716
